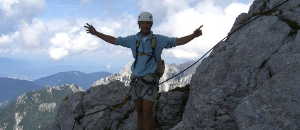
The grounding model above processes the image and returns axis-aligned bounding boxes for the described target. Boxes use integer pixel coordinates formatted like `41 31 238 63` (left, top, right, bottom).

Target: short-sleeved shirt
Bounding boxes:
115 32 177 77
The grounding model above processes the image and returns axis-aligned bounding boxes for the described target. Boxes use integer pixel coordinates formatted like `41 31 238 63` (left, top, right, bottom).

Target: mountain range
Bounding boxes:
0 71 111 104
34 71 111 89
0 57 113 80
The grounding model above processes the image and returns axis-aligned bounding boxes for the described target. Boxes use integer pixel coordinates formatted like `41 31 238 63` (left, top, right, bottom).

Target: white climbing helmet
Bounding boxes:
138 12 153 22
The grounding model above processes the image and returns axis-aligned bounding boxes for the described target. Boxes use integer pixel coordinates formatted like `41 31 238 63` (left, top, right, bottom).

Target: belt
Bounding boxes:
131 74 159 85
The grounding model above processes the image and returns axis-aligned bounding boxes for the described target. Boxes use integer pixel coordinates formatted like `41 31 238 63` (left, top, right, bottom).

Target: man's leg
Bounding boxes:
135 99 143 130
142 100 156 130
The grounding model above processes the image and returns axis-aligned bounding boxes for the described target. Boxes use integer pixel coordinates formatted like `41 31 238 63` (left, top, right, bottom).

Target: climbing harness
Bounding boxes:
130 74 159 101
70 0 290 129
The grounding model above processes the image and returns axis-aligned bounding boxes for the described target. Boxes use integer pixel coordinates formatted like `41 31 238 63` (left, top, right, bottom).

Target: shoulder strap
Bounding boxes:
133 40 140 68
151 35 157 49
150 35 157 62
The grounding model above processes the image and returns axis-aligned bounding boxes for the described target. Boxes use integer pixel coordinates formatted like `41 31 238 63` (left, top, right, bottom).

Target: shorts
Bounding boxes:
130 75 159 102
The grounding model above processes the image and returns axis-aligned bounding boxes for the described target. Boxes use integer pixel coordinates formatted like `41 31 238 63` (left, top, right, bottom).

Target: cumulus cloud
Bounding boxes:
45 15 137 60
0 0 44 17
0 0 45 33
0 31 19 53
0 19 49 54
19 19 48 49
48 27 100 60
169 49 199 59
0 13 137 60
0 34 13 46
0 0 45 54
49 47 69 60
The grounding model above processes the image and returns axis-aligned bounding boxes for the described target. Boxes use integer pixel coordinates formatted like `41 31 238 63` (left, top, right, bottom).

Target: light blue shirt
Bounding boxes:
115 32 177 77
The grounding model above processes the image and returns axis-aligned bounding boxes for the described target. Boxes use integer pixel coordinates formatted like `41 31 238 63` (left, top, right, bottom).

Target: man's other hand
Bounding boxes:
84 23 98 35
193 25 203 38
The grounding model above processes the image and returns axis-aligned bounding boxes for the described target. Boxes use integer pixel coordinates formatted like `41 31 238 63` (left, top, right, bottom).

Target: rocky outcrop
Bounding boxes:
156 87 190 130
171 0 300 129
52 81 189 130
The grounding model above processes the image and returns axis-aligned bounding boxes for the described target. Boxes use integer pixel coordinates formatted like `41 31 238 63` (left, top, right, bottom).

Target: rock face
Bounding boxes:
52 81 189 130
0 85 82 130
156 87 190 130
172 0 300 129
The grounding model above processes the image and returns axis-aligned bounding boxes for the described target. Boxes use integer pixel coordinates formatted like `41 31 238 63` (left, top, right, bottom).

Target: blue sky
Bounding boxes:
0 0 253 80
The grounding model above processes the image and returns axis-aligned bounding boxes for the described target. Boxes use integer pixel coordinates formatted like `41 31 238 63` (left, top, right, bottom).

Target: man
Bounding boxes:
84 11 202 130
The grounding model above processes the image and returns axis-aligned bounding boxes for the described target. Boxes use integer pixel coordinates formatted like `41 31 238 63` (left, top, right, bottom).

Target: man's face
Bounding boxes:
138 21 153 34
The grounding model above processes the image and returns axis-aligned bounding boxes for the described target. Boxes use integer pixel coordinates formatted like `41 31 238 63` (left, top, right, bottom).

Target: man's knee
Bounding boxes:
135 100 143 113
142 100 154 116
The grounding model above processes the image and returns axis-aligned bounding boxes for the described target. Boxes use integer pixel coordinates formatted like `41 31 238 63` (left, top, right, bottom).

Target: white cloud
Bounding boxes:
50 33 71 48
1 0 20 16
46 16 136 60
0 31 19 53
0 0 44 17
0 34 13 46
19 19 48 49
48 28 101 60
0 19 49 54
170 49 199 59
225 2 251 16
48 47 69 60
0 0 45 33
0 14 137 60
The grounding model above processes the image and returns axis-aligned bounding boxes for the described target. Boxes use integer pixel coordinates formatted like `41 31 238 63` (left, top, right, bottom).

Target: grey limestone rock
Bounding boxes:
53 81 189 130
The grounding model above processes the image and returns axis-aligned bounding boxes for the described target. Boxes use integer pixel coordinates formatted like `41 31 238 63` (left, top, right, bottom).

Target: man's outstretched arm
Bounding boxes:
84 23 116 44
175 25 203 46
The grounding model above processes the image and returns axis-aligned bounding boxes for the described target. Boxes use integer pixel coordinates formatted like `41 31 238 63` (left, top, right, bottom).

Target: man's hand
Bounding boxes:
84 23 117 44
193 25 203 38
175 25 203 46
84 23 98 35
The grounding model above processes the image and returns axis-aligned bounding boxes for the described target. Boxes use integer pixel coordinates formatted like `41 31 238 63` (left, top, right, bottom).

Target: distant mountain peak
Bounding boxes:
93 61 199 92
34 71 111 89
